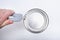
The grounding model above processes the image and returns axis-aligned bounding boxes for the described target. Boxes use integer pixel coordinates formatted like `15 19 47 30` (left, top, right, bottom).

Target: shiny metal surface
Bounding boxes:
23 8 49 33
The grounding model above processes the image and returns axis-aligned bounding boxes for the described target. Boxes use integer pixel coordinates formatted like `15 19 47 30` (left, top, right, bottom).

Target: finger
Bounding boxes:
0 20 13 28
0 9 14 25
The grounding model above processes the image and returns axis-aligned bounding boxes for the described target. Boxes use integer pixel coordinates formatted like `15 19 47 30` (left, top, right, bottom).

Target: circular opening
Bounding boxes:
28 12 44 29
23 8 49 33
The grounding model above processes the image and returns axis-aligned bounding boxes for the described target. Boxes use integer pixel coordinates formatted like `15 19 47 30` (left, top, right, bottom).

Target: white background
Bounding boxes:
0 0 60 40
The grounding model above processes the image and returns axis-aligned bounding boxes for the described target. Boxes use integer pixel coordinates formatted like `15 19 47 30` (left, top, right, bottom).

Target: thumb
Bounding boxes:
0 20 13 28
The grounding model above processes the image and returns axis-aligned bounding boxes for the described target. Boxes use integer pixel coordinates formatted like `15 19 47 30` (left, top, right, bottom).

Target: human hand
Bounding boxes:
0 9 14 28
